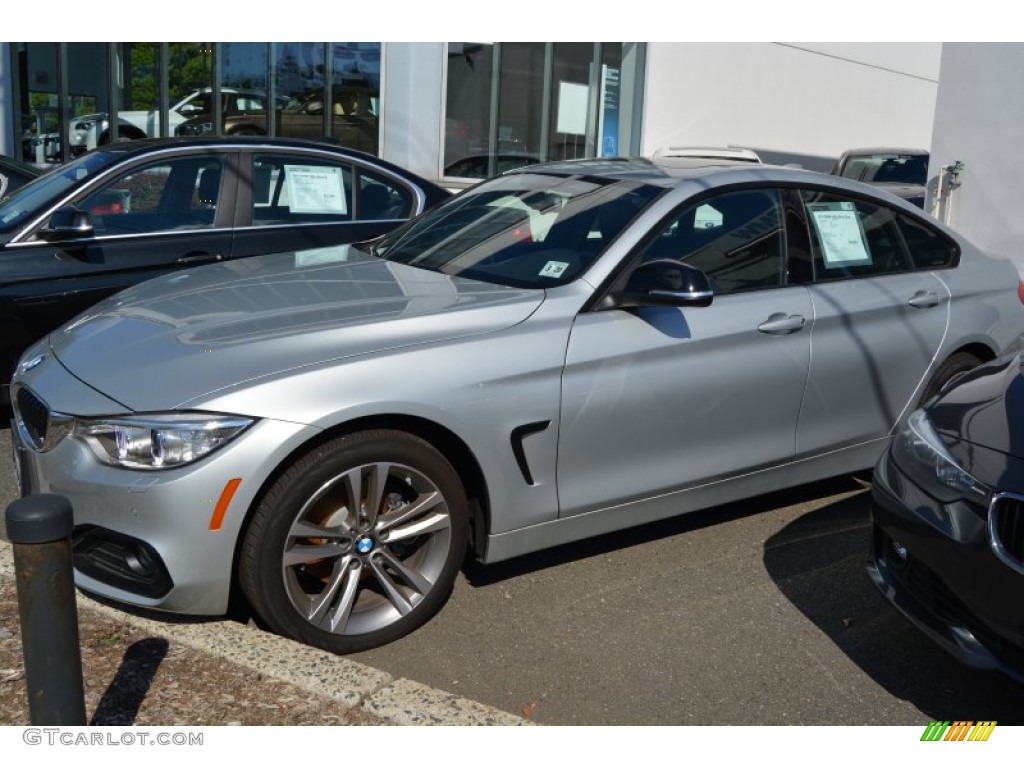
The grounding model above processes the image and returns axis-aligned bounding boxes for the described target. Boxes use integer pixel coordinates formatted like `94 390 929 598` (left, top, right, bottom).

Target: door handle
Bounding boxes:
176 252 223 266
908 290 942 309
757 313 806 335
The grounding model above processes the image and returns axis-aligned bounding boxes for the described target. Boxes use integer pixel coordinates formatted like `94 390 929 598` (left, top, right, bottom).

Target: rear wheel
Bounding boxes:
239 430 468 653
918 351 983 407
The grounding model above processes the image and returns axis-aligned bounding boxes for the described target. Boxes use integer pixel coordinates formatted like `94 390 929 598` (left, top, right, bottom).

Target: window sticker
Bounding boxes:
285 165 348 215
694 203 723 230
539 261 570 278
807 201 872 267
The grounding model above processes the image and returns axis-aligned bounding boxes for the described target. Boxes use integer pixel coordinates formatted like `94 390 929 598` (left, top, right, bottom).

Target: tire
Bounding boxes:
918 351 983 407
239 430 469 653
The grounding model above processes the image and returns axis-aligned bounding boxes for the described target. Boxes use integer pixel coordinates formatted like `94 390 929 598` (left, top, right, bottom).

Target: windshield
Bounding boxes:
839 153 928 185
376 172 662 288
0 151 118 233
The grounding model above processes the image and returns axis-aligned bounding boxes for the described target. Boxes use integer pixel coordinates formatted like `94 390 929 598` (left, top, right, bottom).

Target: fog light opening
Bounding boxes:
124 543 157 578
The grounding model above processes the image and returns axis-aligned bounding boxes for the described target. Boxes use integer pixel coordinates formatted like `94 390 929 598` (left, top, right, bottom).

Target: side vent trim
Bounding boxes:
510 421 551 485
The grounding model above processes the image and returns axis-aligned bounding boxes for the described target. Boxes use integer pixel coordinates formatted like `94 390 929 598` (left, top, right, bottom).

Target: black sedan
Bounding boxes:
870 353 1024 683
0 137 449 402
0 155 43 199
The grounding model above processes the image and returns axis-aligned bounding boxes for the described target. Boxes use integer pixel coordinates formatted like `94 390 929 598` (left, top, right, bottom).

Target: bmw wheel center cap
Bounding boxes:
356 535 375 554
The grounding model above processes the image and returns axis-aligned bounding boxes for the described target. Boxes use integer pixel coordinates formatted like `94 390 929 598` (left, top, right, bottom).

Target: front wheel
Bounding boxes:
239 430 469 653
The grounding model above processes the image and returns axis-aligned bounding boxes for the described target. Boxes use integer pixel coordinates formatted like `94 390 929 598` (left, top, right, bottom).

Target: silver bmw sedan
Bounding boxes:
10 157 1024 653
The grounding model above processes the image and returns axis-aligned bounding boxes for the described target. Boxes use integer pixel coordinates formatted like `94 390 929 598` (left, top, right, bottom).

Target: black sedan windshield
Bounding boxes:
378 172 662 288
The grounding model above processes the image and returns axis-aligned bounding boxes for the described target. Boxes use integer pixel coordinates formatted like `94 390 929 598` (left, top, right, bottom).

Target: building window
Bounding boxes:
443 42 638 181
11 42 381 163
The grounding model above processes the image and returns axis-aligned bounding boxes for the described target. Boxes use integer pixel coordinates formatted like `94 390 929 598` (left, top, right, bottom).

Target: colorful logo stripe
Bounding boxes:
920 721 996 741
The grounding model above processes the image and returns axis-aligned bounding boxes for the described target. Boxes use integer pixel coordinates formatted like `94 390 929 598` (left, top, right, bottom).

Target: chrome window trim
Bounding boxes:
4 225 235 248
235 219 405 234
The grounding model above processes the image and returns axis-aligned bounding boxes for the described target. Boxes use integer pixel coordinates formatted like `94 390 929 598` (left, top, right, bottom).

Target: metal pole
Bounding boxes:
5 494 86 726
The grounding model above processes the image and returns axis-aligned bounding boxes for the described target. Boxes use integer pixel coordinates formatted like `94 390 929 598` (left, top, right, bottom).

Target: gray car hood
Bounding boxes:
50 246 544 411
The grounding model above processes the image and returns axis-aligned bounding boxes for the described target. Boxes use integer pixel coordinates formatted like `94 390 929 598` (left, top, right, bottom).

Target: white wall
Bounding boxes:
642 42 941 169
929 43 1024 266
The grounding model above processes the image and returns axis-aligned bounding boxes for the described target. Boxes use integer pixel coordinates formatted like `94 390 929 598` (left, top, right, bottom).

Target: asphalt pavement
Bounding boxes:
2 425 1022 725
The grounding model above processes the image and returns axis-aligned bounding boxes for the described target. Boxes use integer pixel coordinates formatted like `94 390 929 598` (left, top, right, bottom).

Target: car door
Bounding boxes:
0 151 235 364
231 150 418 256
557 187 813 518
794 190 950 456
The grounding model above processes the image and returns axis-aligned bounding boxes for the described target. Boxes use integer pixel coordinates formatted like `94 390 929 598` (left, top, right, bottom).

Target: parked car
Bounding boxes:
653 146 762 163
0 155 42 199
67 88 268 154
0 136 449 404
444 152 540 179
10 157 1023 654
870 353 1024 684
175 88 379 155
831 148 929 208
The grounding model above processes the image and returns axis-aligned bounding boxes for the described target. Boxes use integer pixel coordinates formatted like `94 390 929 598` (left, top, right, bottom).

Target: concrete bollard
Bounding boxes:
5 494 86 726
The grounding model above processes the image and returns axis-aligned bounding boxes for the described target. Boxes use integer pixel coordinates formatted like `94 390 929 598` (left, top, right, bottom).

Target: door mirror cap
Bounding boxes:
37 206 94 241
618 259 714 308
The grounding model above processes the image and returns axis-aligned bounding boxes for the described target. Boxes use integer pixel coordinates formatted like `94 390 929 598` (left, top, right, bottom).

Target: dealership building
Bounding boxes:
0 42 940 186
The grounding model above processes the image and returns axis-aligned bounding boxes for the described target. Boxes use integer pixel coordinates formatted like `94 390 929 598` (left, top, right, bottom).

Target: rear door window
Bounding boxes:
801 191 913 280
253 155 413 225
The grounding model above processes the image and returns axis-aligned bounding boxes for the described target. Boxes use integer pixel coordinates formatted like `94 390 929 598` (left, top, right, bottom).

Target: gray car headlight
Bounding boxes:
891 409 990 504
74 413 254 470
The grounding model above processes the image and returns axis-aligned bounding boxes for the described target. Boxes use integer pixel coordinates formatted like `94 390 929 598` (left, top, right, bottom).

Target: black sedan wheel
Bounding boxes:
240 430 469 653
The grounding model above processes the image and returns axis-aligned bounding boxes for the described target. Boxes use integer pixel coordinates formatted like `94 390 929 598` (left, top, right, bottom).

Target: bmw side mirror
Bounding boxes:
37 206 94 241
618 259 714 308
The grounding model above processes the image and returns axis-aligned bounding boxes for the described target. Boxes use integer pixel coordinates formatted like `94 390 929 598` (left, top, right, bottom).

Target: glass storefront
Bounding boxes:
443 42 633 180
6 42 640 182
9 42 382 164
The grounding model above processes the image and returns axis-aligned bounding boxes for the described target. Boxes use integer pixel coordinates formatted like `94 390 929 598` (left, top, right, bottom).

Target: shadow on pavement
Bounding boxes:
762 493 1024 723
91 637 169 725
464 474 868 587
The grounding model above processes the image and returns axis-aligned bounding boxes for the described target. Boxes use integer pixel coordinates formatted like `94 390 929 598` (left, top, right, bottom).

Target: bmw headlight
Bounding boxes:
74 413 253 470
891 409 990 504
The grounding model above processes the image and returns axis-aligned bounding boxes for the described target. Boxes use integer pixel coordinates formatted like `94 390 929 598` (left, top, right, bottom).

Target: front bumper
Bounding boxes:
10 358 319 616
869 447 1024 684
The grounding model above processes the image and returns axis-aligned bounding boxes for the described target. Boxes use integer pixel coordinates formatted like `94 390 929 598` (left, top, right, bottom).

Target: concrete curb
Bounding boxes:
0 541 530 726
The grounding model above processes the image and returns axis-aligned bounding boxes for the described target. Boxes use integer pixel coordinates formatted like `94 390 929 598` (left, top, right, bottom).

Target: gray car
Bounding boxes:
10 157 1024 653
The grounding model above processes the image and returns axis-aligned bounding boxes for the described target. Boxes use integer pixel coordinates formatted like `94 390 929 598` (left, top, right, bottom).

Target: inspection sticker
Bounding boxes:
539 261 570 278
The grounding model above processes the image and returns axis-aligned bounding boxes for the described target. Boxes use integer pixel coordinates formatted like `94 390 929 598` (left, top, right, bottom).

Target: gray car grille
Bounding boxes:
990 493 1024 572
